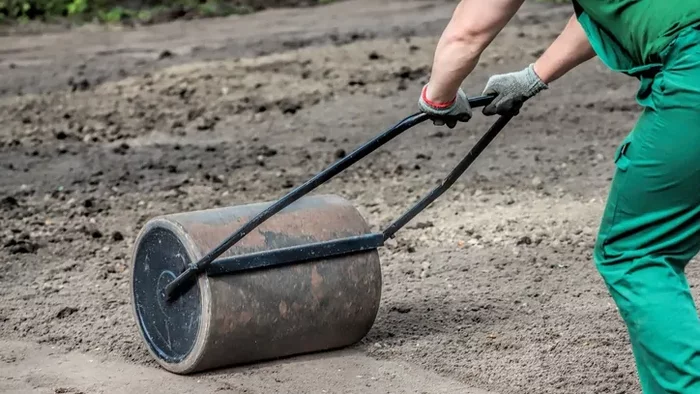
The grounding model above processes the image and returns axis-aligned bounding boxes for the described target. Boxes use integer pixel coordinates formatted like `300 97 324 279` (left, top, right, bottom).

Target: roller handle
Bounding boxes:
163 93 498 301
382 113 513 240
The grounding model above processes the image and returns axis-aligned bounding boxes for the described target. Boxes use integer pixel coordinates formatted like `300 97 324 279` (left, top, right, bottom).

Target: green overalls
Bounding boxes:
573 1 700 392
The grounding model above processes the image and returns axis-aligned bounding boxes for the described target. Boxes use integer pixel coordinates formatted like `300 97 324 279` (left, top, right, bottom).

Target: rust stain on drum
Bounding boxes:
279 300 289 319
311 266 324 302
238 310 253 325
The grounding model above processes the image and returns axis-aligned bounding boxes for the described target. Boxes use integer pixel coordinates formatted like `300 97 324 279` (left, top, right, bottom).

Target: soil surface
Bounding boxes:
1 1 696 393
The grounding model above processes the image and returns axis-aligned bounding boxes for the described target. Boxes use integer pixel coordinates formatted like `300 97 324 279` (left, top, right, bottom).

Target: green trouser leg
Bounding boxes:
593 27 700 393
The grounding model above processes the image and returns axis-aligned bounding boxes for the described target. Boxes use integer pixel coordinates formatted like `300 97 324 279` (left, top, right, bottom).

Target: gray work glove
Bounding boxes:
418 84 472 128
482 64 548 116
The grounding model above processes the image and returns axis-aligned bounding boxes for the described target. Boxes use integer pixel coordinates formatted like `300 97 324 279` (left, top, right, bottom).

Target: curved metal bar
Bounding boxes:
163 94 497 301
382 114 513 240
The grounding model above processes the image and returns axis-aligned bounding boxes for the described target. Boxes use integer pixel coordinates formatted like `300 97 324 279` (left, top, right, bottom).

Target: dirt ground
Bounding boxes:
1 0 695 393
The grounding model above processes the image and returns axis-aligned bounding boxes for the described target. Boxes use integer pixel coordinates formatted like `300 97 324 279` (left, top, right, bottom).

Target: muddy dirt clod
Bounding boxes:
158 50 175 59
1 196 18 210
113 143 130 155
517 236 533 245
4 239 39 254
257 145 278 157
68 77 90 91
390 306 412 314
55 307 78 319
111 232 124 242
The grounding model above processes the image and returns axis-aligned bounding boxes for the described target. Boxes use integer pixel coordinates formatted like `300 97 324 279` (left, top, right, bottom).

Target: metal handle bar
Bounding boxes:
164 94 499 301
382 112 512 239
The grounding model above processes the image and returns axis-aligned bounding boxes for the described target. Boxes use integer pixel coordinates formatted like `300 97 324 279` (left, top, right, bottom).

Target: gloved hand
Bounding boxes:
418 84 472 128
482 63 548 116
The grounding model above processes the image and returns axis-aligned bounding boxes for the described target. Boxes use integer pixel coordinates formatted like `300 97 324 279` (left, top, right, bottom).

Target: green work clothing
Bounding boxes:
574 0 700 65
574 1 700 392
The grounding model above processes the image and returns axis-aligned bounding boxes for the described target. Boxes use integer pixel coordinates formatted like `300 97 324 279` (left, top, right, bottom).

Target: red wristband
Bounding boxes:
421 85 456 109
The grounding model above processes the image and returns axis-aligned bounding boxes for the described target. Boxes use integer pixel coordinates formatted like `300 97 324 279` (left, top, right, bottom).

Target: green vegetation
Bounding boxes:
0 0 335 24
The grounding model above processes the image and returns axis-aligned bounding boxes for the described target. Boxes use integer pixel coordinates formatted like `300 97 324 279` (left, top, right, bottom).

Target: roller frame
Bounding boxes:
165 94 513 301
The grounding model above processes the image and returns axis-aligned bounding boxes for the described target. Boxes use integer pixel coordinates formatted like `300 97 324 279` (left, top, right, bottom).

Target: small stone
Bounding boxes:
1 196 18 210
158 49 174 59
5 239 38 254
258 145 277 157
391 306 412 313
532 177 543 188
516 236 532 245
69 77 90 91
112 231 124 242
112 143 130 155
410 221 433 230
335 149 346 159
56 306 78 319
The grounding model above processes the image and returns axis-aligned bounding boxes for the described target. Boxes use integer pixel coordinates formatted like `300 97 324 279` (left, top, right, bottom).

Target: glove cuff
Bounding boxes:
525 63 548 96
420 84 456 110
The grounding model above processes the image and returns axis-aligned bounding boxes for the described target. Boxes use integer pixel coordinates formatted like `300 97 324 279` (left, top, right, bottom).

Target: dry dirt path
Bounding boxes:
1 1 692 393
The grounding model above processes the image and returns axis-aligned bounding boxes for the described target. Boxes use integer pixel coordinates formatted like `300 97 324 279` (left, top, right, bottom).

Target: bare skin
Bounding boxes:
533 15 597 84
425 0 597 103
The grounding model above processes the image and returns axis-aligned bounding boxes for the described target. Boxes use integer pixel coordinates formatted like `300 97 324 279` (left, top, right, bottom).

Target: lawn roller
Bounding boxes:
129 94 512 374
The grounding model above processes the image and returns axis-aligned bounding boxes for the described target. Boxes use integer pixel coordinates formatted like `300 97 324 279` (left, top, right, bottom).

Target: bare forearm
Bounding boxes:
533 15 596 84
426 0 525 102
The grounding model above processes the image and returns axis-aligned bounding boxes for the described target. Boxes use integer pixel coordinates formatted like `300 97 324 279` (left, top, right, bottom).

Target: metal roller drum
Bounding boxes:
130 194 382 374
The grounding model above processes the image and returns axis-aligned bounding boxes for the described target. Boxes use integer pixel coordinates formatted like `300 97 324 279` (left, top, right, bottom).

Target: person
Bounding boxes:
417 0 700 392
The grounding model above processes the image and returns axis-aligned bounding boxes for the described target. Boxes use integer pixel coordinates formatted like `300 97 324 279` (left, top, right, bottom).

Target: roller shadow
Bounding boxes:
193 292 505 378
362 292 506 346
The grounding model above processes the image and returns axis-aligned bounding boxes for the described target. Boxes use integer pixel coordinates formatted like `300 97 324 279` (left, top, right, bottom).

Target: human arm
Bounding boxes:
482 14 597 115
423 0 526 104
532 14 597 84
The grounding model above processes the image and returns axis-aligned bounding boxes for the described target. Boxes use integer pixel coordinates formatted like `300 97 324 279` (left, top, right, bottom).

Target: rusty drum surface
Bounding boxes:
129 194 382 374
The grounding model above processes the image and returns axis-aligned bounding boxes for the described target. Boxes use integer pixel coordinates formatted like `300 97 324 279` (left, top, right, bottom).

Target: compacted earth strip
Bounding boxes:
1 1 691 393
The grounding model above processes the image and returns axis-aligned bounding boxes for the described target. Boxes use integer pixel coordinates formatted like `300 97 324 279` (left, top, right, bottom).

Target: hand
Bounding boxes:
482 63 547 116
418 84 472 128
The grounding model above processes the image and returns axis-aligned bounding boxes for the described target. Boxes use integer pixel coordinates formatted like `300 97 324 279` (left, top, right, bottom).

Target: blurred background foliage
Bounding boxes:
0 0 336 24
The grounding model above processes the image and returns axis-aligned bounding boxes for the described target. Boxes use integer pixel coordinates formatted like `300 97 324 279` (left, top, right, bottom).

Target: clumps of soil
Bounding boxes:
4 237 39 254
0 38 442 146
